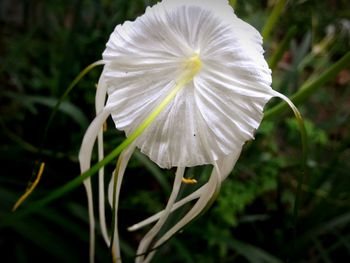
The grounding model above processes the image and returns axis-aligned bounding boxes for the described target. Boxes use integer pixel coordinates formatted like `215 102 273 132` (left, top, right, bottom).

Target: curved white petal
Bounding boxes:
79 106 114 263
143 161 223 263
95 75 110 245
136 167 185 262
108 145 136 263
127 151 241 232
102 1 272 168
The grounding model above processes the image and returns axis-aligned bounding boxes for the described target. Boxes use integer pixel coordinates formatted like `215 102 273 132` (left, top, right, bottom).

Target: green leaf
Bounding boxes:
2 92 89 128
230 238 284 263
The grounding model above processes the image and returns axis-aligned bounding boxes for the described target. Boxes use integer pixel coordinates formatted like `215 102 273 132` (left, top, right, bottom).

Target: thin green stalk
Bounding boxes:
272 92 308 224
40 60 105 151
268 26 297 70
292 110 307 224
265 51 350 120
262 0 286 42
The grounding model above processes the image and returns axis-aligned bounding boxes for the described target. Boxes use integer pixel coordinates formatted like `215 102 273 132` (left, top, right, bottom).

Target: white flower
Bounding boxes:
78 0 299 262
103 0 273 169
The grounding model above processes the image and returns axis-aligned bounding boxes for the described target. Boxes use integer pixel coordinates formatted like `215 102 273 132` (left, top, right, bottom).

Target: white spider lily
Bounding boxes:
78 0 299 262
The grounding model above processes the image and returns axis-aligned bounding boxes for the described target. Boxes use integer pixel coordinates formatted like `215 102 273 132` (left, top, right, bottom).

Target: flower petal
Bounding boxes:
102 1 273 168
79 106 113 263
108 145 136 262
136 167 185 262
95 75 109 245
127 151 241 232
144 161 223 262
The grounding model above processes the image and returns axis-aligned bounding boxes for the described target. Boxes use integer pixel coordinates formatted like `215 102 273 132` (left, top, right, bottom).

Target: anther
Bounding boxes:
182 178 198 184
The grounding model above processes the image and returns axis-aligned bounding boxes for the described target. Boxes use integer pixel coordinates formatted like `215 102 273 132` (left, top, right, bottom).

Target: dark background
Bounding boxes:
1 0 349 262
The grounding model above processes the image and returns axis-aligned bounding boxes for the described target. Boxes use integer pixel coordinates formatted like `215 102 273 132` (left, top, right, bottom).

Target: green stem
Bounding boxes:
265 51 350 120
39 60 105 151
291 108 308 225
262 0 286 42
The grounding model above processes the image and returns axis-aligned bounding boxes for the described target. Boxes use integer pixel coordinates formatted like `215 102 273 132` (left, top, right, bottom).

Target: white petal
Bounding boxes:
128 151 241 231
79 106 113 263
83 179 95 263
136 167 185 262
79 107 113 171
108 145 136 262
145 161 223 259
107 146 135 206
102 1 273 168
161 0 237 27
95 75 110 245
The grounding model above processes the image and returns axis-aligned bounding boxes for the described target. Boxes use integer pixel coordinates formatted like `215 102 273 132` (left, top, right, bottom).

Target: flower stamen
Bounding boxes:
12 162 45 212
179 52 202 85
182 177 198 184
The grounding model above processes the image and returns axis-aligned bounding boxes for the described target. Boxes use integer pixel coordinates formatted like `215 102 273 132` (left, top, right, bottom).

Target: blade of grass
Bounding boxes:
264 51 350 120
39 60 104 151
333 229 350 252
28 96 89 128
37 208 88 242
12 219 80 262
311 236 333 263
228 238 284 263
262 0 286 42
1 92 89 128
312 212 350 234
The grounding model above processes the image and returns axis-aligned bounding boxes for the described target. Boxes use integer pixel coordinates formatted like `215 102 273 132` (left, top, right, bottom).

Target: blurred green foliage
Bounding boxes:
1 0 350 262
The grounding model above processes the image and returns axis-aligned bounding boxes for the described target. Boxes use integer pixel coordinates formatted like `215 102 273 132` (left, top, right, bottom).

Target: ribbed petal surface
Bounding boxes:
102 0 273 168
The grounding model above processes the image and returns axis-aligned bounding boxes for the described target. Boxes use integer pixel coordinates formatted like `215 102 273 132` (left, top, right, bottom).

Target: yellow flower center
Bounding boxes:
179 51 202 85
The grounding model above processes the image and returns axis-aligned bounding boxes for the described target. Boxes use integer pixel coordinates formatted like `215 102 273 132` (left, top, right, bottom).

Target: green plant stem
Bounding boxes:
292 112 307 224
39 60 105 152
262 0 286 42
271 92 308 225
265 51 350 120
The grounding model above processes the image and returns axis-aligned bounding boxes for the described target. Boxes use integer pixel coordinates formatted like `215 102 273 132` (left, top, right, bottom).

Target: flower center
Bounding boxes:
179 51 202 85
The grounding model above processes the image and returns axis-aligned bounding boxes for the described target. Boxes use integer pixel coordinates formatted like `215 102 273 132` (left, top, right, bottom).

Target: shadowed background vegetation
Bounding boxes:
1 0 349 262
